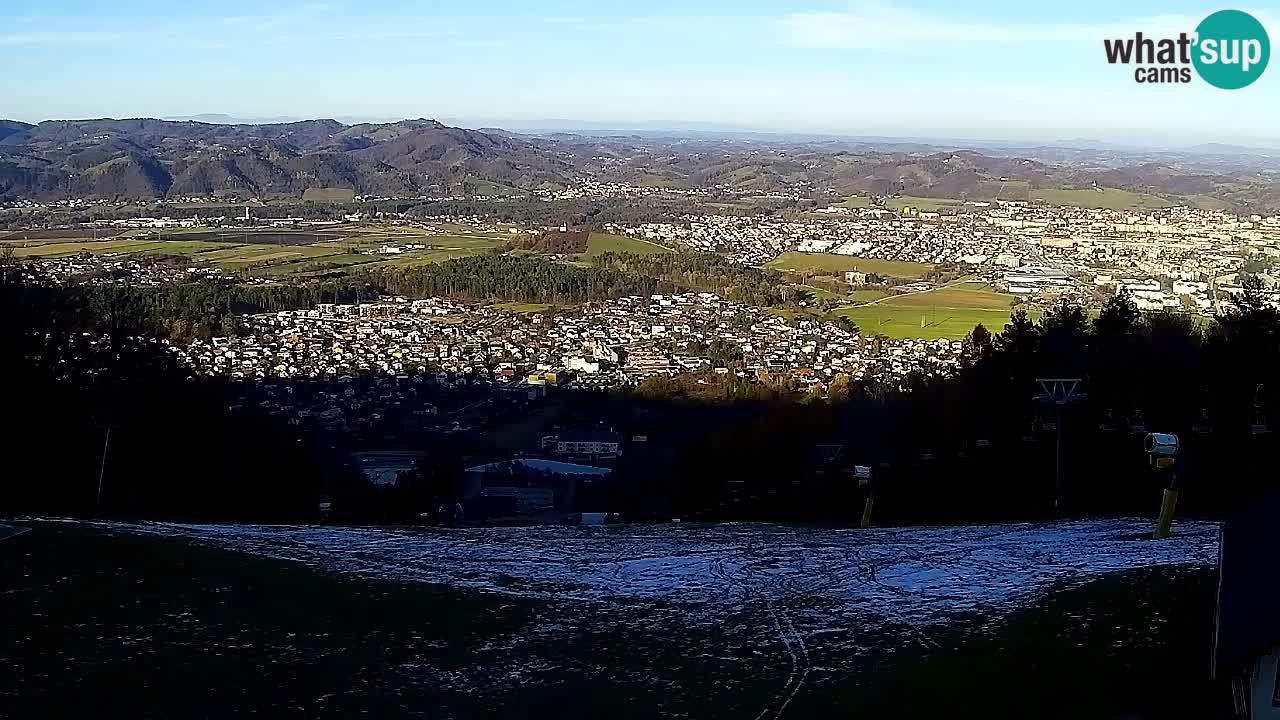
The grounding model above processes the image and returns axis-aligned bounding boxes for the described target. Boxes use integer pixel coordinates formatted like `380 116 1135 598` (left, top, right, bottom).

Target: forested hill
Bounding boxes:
0 118 574 201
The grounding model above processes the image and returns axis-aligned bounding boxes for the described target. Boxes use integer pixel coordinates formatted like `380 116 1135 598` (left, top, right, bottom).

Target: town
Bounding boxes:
171 294 960 390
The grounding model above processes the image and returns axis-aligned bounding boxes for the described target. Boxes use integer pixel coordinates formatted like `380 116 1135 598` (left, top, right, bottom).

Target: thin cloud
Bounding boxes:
779 3 1199 49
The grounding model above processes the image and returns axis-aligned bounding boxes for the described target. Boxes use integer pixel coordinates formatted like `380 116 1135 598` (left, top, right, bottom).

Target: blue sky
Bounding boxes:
2 0 1278 144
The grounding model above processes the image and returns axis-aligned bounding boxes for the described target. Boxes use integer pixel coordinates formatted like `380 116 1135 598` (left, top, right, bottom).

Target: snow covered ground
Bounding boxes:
99 518 1218 627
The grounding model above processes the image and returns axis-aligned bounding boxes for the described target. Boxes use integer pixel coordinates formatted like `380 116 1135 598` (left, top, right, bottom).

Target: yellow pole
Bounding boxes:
1153 488 1179 539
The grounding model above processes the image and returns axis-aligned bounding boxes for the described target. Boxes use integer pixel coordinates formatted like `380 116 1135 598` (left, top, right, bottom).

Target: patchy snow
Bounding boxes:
94 518 1217 626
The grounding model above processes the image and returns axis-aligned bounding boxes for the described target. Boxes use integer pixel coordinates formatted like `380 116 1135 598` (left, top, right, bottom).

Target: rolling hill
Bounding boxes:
0 117 574 201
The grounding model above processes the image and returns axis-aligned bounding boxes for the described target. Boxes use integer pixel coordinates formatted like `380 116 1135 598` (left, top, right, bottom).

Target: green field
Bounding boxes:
836 305 1012 339
833 283 1020 339
1031 188 1174 210
768 252 934 278
582 232 673 258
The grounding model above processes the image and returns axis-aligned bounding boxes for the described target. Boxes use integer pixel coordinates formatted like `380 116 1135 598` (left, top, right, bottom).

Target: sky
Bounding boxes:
3 0 1279 145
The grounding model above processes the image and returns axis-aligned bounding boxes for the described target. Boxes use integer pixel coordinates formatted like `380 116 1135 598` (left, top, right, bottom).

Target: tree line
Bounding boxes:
588 251 813 307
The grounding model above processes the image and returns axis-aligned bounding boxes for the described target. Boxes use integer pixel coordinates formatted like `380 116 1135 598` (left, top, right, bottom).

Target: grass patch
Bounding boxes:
835 196 872 209
365 247 490 269
301 187 356 203
582 232 672 259
887 196 966 212
971 179 1032 201
768 252 934 278
1187 194 1232 211
793 284 848 301
1032 188 1174 210
848 289 889 303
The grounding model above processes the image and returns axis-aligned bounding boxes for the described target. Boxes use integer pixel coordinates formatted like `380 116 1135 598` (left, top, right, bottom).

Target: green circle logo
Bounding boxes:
1193 9 1270 89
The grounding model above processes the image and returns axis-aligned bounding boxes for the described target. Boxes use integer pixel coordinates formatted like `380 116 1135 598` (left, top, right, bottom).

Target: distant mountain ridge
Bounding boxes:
1 116 1277 211
0 117 574 201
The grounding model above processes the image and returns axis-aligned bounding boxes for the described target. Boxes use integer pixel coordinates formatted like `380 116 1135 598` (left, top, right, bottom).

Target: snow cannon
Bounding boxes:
1144 432 1180 459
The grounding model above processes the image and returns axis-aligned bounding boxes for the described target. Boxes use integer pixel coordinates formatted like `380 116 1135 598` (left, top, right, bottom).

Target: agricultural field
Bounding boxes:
195 244 342 269
1031 188 1174 210
7 224 509 277
767 252 934 278
581 232 673 259
0 228 121 241
300 188 356 203
8 238 229 258
252 254 378 277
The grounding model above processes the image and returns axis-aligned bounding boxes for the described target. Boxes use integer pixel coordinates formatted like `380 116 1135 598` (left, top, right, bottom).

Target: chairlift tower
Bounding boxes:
1036 378 1085 516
